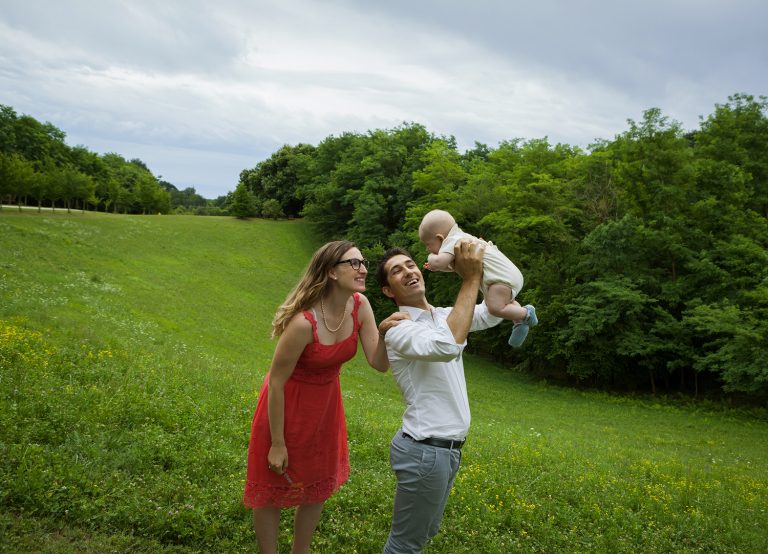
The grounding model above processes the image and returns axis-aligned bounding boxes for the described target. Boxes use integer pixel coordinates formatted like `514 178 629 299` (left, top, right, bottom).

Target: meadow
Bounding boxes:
1 211 766 553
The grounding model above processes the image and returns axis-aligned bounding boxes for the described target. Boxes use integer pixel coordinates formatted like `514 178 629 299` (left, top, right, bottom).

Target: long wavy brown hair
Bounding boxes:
271 240 356 338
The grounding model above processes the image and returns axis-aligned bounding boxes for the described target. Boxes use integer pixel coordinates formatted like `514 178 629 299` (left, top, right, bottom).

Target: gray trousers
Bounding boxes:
382 430 462 554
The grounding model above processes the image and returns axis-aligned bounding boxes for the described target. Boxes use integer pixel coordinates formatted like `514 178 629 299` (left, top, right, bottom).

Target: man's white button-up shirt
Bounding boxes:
384 301 502 441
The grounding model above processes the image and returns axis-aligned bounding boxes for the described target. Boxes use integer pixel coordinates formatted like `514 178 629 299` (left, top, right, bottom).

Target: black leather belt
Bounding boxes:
402 432 465 450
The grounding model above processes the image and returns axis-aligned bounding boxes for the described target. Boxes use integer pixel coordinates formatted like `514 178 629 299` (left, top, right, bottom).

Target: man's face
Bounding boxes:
381 254 426 306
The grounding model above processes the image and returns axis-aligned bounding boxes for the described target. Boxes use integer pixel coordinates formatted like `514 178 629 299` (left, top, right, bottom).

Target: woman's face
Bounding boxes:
331 247 368 292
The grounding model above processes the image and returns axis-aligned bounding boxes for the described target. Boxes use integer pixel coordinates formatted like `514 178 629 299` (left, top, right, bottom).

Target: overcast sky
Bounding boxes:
2 0 766 198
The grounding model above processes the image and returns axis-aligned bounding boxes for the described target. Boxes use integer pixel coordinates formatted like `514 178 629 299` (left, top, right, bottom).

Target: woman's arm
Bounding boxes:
266 314 312 474
357 294 409 372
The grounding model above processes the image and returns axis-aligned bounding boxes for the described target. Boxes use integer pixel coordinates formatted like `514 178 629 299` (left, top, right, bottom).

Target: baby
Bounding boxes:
419 209 538 347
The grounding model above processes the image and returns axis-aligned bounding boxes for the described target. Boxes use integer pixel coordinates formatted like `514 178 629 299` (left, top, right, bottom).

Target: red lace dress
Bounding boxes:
243 293 361 508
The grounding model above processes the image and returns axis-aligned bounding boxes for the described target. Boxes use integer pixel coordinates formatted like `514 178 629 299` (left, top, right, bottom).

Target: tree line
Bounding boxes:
0 105 228 214
237 93 768 399
2 95 765 397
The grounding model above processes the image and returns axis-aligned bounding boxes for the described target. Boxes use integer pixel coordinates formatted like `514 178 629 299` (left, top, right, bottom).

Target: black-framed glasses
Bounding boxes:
335 258 368 271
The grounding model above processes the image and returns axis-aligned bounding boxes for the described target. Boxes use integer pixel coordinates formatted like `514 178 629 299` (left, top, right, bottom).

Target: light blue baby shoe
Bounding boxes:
508 305 537 348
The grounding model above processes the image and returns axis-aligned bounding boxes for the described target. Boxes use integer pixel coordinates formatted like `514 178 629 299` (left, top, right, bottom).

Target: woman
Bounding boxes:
243 240 402 553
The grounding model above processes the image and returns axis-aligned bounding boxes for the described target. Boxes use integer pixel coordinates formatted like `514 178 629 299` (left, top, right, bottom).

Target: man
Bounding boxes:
376 240 502 553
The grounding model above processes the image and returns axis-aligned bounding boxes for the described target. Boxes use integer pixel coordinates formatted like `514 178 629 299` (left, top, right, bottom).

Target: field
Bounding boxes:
1 211 767 553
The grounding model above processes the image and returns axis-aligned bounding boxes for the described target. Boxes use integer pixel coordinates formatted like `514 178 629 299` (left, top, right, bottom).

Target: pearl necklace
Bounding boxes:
320 298 348 333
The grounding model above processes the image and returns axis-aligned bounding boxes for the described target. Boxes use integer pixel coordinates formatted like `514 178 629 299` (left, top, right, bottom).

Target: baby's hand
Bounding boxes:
423 262 432 271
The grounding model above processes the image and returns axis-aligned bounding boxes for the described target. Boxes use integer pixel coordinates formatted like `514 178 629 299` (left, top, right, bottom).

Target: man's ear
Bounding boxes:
382 286 394 299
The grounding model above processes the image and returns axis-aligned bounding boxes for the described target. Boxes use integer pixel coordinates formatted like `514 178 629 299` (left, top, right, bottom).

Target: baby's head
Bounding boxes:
418 209 456 254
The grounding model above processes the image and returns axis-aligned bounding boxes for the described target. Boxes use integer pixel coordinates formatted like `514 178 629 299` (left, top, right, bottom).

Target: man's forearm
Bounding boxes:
446 276 482 343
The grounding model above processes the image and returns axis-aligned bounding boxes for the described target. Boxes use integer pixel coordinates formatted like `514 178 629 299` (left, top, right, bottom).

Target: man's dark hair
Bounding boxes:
376 247 413 288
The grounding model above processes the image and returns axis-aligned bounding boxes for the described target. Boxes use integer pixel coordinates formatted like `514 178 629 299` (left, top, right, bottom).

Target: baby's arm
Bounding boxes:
425 251 455 272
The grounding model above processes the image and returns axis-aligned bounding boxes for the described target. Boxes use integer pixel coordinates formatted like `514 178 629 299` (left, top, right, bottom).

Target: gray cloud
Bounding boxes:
1 0 766 198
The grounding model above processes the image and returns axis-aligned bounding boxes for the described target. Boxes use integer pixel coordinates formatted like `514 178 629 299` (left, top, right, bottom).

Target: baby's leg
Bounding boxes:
485 283 529 322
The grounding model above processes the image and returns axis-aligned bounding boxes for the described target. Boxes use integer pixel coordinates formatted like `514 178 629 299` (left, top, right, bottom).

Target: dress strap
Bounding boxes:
351 293 362 331
302 308 319 343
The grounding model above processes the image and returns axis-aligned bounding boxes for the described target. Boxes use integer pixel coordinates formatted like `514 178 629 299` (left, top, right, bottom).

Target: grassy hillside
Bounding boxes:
1 211 767 553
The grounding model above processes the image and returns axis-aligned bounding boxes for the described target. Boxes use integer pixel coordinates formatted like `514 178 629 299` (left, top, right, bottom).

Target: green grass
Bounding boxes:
1 211 767 553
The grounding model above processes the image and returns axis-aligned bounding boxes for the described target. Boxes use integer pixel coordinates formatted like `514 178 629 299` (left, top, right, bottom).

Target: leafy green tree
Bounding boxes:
164 184 208 210
608 108 694 220
114 186 135 214
18 155 35 207
0 106 175 214
411 139 466 200
57 166 93 213
301 133 368 239
230 182 258 219
684 297 768 394
299 123 435 247
461 141 491 167
695 93 768 219
347 179 389 244
0 105 18 154
552 215 686 389
0 152 37 210
102 153 131 213
69 145 108 210
44 167 64 212
27 170 47 212
571 147 620 230
261 198 284 219
679 233 768 394
240 144 315 217
134 172 161 214
10 115 68 166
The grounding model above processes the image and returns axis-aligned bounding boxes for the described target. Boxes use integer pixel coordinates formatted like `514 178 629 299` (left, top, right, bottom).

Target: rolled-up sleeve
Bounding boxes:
470 301 503 332
386 319 463 362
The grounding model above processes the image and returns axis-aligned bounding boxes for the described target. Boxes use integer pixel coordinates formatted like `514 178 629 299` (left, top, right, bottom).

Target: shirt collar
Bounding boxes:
398 304 435 321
